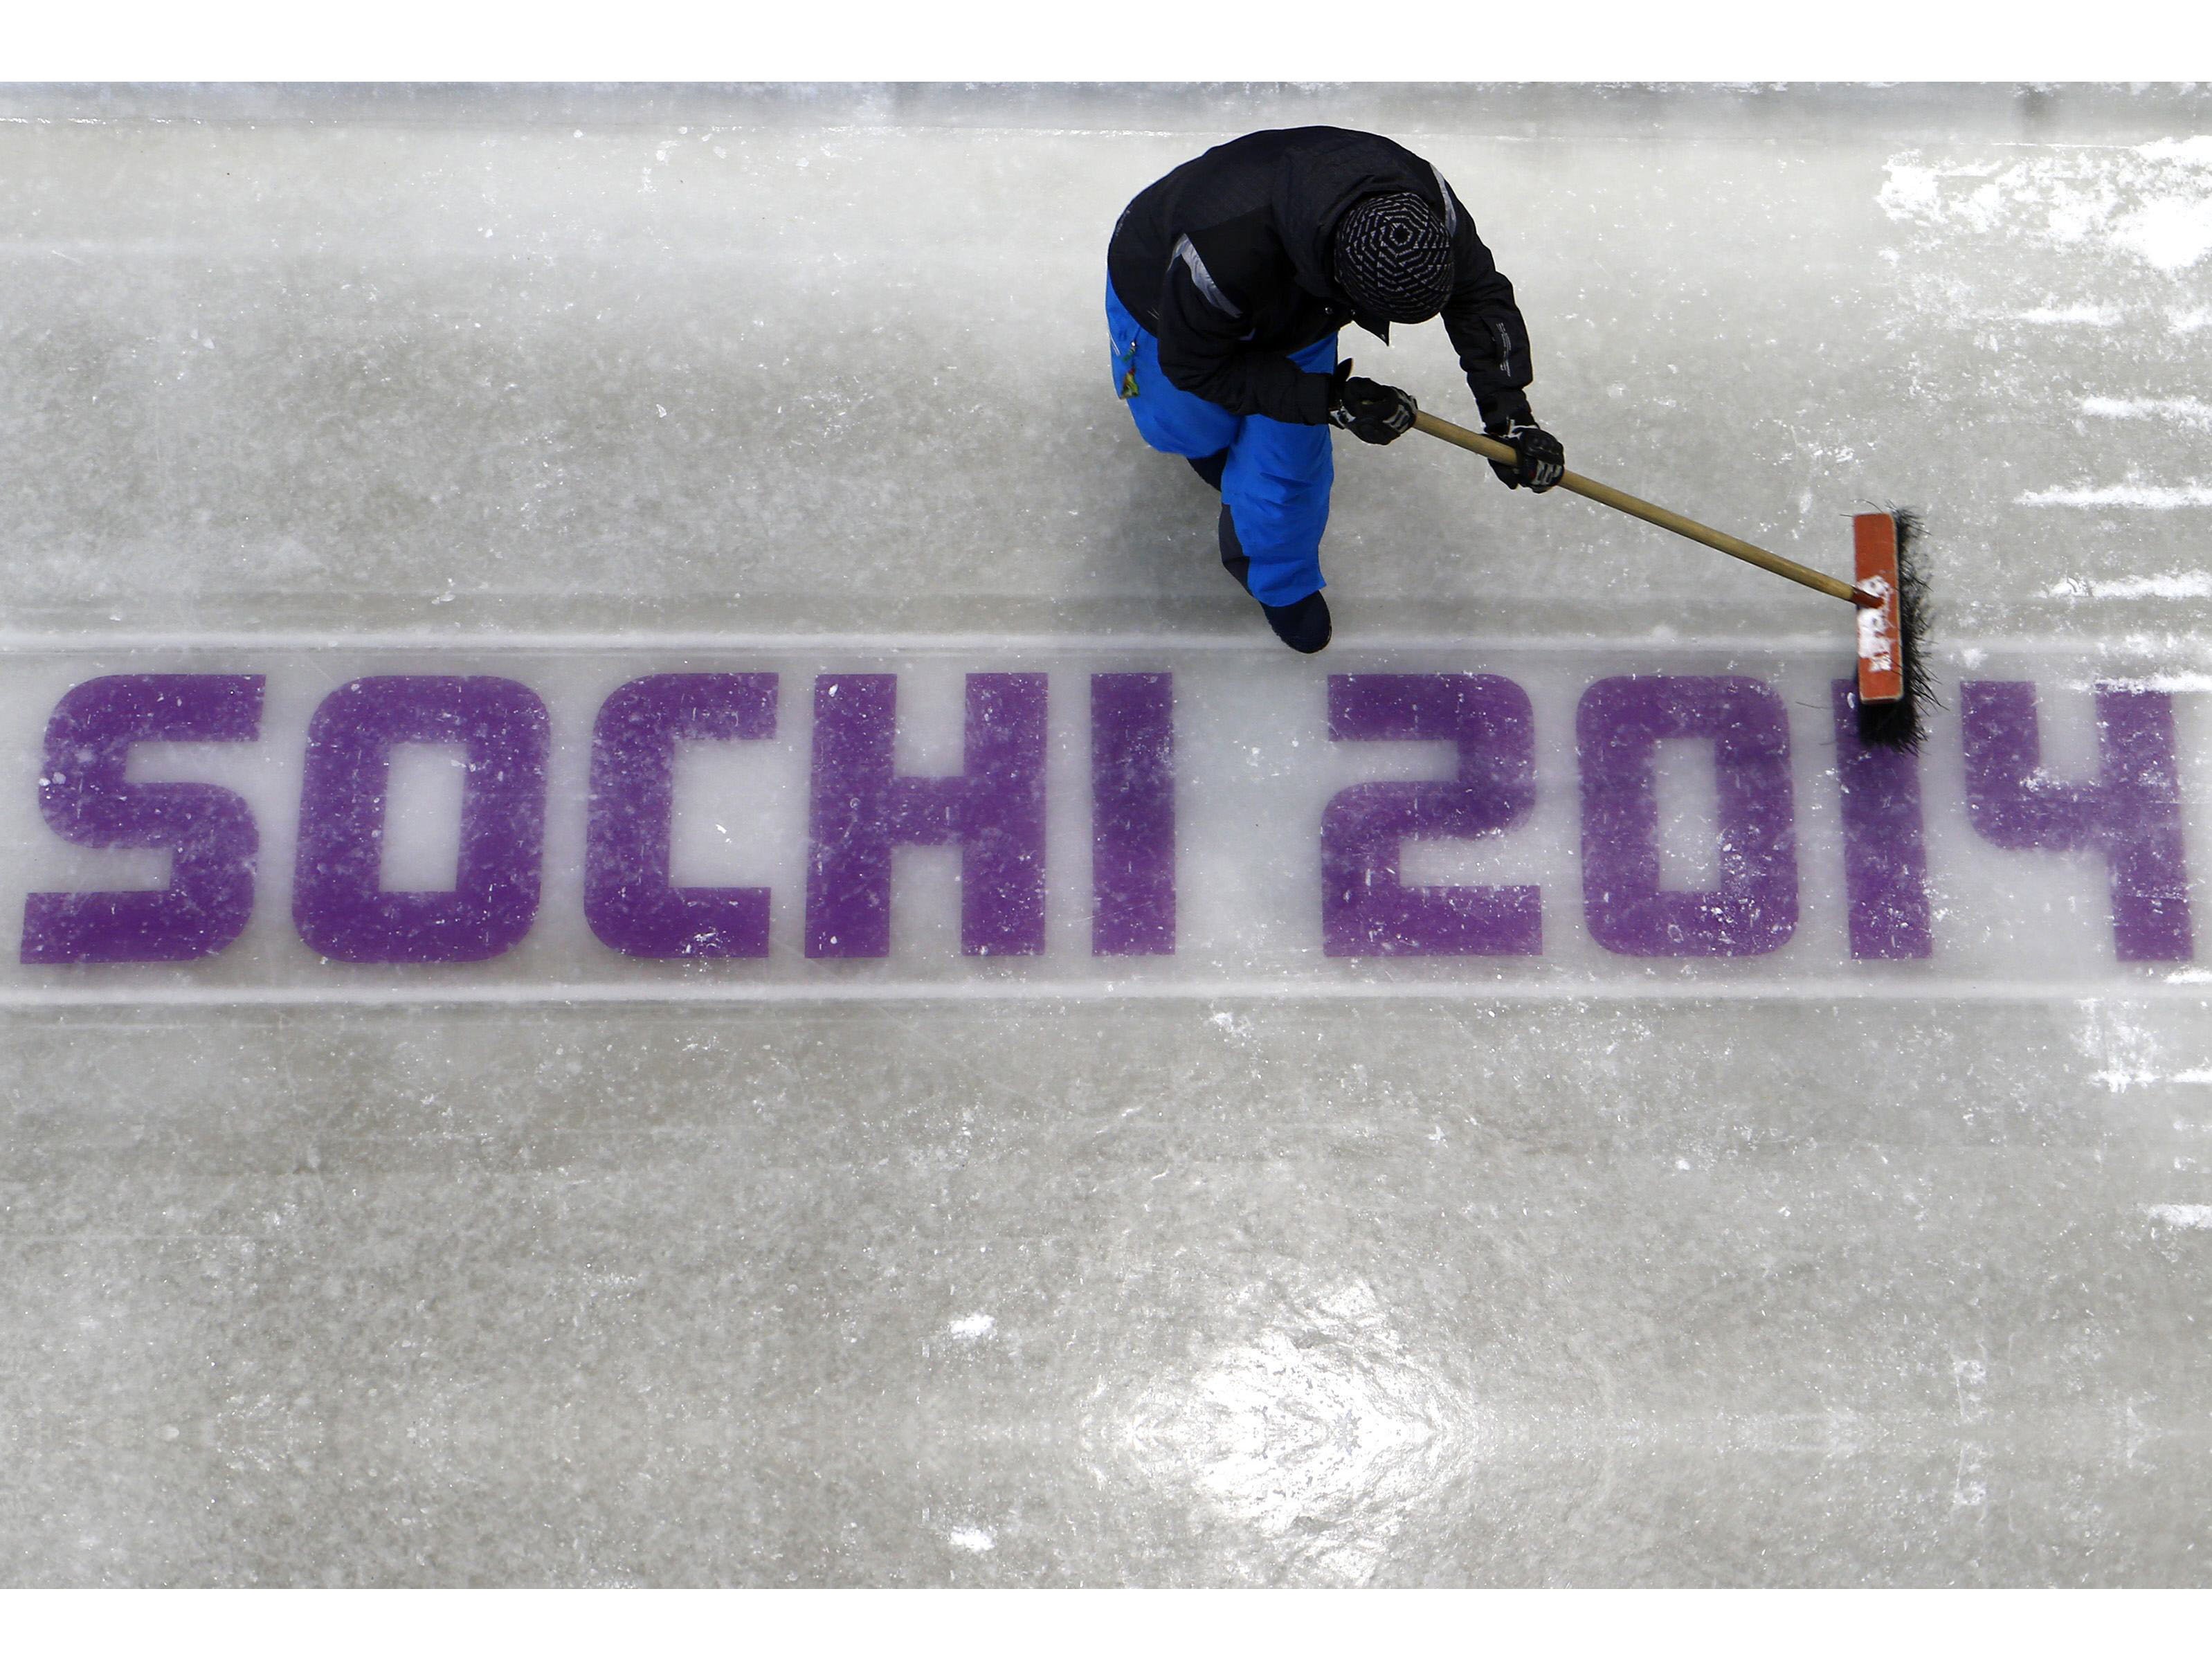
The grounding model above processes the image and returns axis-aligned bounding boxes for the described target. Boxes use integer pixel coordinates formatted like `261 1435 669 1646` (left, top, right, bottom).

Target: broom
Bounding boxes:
1412 411 1934 752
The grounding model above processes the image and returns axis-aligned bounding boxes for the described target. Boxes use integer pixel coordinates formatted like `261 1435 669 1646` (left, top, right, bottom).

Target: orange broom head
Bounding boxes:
1855 513 1905 704
1851 509 1931 752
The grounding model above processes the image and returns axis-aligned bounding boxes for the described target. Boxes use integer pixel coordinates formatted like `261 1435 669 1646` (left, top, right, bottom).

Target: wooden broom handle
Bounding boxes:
1411 410 1867 607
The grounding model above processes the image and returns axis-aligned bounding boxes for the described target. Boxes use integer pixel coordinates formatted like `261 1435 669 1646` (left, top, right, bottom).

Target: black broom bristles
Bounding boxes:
1855 506 1937 753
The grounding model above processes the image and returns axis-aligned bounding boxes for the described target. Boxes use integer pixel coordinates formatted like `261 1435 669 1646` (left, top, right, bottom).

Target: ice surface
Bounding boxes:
2 83 2211 1586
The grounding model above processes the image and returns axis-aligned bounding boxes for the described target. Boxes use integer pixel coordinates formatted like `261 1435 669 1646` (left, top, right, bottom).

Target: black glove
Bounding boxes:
1327 361 1417 445
1484 418 1565 492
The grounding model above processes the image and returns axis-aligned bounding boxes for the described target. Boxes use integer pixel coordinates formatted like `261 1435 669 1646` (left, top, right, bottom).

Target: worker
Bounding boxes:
1107 126 1564 652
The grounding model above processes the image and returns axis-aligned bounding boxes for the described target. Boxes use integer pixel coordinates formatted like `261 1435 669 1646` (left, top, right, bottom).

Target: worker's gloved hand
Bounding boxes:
1327 361 1417 445
1485 418 1566 492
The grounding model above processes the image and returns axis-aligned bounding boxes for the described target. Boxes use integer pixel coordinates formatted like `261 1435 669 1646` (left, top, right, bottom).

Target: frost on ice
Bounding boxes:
1880 136 2212 273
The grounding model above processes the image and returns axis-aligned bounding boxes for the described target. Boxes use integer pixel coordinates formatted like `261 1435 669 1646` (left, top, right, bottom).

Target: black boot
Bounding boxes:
1188 450 1229 492
1261 590 1332 654
1220 506 1330 653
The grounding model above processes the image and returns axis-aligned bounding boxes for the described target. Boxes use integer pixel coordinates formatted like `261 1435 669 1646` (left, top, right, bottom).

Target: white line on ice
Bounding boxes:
2014 305 2125 325
2146 1204 2212 1230
2 978 2209 1011
0 630 2200 657
2018 483 2212 509
2080 396 2212 428
2045 572 2212 600
2068 673 2212 693
0 628 1858 655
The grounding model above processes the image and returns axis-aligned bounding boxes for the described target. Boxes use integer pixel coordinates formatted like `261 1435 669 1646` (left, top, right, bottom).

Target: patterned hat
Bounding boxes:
1332 192 1455 323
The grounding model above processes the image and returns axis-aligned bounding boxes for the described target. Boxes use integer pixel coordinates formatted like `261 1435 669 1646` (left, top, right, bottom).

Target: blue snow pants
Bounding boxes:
1105 281 1337 606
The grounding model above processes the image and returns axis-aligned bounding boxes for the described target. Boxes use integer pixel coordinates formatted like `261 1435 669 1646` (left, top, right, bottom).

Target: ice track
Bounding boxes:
2 84 2210 1585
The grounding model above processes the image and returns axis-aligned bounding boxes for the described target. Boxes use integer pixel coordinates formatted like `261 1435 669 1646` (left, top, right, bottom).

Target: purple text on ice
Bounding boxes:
1961 680 2192 961
1321 673 1542 956
21 673 266 963
292 676 550 963
804 673 1049 958
585 673 780 959
12 669 2196 968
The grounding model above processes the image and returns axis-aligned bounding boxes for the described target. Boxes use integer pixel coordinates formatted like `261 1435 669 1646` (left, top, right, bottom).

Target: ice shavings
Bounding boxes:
2140 136 2212 166
1881 138 2212 273
1877 161 1944 219
948 1312 996 1340
1856 579 1894 669
2116 199 2212 272
2078 1006 2212 1091
2079 1002 2164 1094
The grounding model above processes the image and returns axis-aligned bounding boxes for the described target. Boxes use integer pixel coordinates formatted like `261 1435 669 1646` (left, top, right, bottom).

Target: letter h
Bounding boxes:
805 673 1047 958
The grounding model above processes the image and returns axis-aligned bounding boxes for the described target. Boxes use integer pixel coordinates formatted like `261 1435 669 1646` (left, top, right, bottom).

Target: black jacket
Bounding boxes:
1107 127 1535 428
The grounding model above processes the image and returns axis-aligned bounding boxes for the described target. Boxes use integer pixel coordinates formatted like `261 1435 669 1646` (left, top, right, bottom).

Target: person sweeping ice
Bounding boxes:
1105 125 1566 653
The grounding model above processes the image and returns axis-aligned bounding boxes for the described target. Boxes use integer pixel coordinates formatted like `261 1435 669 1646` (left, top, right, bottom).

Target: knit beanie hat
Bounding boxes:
1332 192 1455 323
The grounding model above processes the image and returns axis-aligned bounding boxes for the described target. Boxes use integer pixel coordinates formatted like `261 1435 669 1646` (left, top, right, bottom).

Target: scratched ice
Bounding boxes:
1 84 2210 1586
